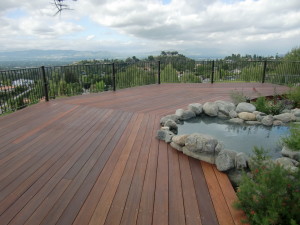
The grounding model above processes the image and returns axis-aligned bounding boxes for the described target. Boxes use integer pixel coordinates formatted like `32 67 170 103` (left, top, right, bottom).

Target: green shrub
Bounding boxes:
281 124 300 151
287 86 300 108
252 96 284 115
234 148 300 225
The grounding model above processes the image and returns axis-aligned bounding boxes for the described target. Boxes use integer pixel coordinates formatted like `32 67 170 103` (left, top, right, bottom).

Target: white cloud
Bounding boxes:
0 0 299 56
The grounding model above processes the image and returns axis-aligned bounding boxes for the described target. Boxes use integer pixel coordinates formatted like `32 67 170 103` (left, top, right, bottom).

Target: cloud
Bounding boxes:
0 0 299 56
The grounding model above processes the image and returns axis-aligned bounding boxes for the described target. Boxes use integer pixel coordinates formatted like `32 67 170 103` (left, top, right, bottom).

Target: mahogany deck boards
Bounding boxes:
0 83 289 225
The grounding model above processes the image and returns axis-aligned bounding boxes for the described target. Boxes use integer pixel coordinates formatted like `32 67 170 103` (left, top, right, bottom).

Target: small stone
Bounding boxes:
218 111 229 119
188 103 203 115
156 130 166 141
160 126 170 131
236 102 256 113
238 112 256 121
292 108 300 117
275 157 299 172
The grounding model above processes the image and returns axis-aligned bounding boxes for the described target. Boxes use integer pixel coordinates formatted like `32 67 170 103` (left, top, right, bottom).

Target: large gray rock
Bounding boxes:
275 157 299 172
215 100 236 116
281 145 300 161
273 120 284 126
160 114 181 125
175 109 184 118
181 110 196 120
172 134 189 146
156 130 174 143
216 150 235 171
183 133 219 164
236 102 256 113
291 108 300 117
235 152 249 169
229 110 238 118
203 102 219 117
238 112 256 121
164 119 178 134
261 115 274 126
228 118 244 124
170 142 183 152
188 103 203 115
227 170 243 188
218 111 229 119
273 113 296 123
256 112 267 122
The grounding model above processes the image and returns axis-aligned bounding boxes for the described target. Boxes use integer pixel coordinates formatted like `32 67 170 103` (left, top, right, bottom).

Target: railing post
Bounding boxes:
112 63 116 91
41 66 49 102
158 61 161 84
262 60 267 83
211 60 215 84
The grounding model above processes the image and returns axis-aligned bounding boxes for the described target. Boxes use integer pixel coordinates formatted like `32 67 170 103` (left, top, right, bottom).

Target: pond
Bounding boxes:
177 116 290 158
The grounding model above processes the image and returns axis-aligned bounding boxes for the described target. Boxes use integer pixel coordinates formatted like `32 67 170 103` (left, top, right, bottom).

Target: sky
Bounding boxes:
0 0 300 57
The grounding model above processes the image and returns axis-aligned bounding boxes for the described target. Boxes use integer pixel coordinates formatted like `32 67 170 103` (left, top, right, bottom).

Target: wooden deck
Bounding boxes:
0 83 289 225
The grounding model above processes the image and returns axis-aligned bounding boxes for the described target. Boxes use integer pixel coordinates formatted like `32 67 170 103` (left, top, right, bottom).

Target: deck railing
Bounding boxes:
1 60 300 114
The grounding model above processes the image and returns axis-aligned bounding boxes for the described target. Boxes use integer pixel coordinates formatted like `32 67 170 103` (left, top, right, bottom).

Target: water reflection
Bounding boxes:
177 116 290 158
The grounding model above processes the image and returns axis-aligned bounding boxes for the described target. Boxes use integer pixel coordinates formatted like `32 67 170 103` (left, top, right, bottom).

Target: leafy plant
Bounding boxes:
252 96 284 115
287 86 300 108
281 124 300 151
230 90 249 105
234 148 300 225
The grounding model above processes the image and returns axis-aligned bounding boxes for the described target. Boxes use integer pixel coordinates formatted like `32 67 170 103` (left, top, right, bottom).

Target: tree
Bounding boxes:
53 0 77 15
284 47 300 62
160 64 179 83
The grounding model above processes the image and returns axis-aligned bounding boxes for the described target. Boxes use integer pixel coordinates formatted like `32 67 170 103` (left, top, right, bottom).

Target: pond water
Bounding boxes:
177 116 290 158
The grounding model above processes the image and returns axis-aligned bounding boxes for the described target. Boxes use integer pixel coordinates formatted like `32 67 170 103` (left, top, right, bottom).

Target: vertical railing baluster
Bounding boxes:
41 66 49 102
112 63 116 91
262 60 267 83
211 60 215 84
158 61 161 84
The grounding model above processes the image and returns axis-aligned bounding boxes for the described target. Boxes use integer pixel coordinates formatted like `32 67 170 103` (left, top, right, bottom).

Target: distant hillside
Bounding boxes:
0 50 119 61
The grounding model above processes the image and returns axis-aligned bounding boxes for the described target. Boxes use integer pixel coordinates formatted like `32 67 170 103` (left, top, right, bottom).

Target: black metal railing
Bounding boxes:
1 60 299 115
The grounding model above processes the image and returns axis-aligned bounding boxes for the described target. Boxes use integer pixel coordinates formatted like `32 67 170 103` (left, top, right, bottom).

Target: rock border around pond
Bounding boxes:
157 101 300 184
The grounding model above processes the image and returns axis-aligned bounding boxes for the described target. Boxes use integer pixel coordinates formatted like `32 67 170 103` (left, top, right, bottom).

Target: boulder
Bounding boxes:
172 134 189 146
156 130 174 143
238 112 256 121
218 111 229 119
291 108 300 117
170 142 183 152
235 152 249 169
236 102 256 113
164 119 178 134
227 170 243 188
203 102 219 117
216 150 235 171
175 109 184 118
275 157 299 172
281 145 300 161
273 113 296 123
160 114 181 125
228 118 244 124
229 110 238 118
261 115 274 126
181 110 196 120
215 100 235 116
256 112 267 122
183 133 219 164
188 103 203 115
